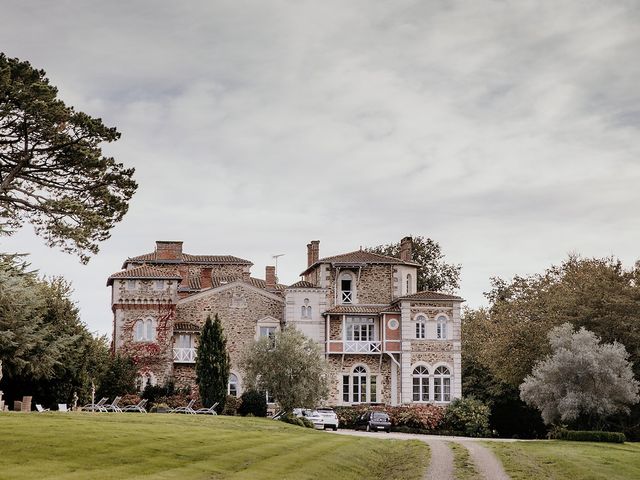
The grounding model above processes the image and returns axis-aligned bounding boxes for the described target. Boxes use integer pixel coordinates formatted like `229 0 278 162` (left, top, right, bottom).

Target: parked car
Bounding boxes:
354 411 391 432
296 409 325 429
317 408 339 431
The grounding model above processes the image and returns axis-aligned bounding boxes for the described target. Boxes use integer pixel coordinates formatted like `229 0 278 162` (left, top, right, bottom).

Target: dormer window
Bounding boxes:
340 272 354 304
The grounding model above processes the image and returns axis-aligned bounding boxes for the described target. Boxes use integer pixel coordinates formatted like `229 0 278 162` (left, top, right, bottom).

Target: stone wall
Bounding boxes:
175 283 284 391
356 265 394 304
326 354 392 405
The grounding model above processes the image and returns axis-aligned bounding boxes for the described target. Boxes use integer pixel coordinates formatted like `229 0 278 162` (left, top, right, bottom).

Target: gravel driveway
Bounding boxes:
329 430 512 480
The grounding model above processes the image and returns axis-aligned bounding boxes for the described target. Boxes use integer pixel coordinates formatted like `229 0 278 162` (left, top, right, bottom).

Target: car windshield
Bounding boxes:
372 412 389 421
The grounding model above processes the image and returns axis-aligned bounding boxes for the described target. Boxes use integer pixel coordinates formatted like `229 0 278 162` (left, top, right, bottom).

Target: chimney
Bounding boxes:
400 236 413 262
307 240 320 267
156 241 183 260
265 266 276 289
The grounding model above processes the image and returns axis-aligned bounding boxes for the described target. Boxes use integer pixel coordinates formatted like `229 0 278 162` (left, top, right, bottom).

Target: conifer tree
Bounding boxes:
195 314 230 411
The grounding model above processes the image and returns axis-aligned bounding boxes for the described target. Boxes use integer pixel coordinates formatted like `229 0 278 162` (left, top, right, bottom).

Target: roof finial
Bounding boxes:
360 245 363 251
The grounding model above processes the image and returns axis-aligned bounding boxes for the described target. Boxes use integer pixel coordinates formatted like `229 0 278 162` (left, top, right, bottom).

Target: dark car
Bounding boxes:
354 411 391 432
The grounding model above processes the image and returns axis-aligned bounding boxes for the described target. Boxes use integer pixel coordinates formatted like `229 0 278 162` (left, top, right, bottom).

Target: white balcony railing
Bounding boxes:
173 347 196 363
341 291 353 303
344 341 381 353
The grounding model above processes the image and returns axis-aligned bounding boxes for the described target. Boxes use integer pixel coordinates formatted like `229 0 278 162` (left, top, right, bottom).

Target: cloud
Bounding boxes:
1 0 639 334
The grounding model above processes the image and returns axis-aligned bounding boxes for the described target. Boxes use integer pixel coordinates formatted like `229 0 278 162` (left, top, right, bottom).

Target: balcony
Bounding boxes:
344 341 382 354
173 347 196 363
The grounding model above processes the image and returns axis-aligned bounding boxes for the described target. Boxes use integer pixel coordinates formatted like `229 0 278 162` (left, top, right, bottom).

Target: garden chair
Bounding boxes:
170 399 196 414
83 397 108 412
35 404 49 413
58 404 69 412
121 399 148 413
195 402 219 415
103 396 122 412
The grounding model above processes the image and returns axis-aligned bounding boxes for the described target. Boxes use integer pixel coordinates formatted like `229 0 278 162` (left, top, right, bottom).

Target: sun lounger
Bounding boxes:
195 402 219 415
170 399 196 414
121 399 148 413
58 404 69 412
103 396 122 412
83 397 108 412
35 404 49 412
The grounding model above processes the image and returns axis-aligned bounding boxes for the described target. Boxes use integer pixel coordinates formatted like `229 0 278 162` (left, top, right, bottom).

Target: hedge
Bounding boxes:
549 428 626 443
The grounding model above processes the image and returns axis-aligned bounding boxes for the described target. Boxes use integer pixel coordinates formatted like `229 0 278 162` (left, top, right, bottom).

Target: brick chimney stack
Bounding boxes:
400 236 413 262
156 241 183 260
307 240 320 267
265 266 276 289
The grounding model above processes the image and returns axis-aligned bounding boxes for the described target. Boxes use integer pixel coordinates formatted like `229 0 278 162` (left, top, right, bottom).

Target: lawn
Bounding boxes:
0 413 428 480
486 440 640 480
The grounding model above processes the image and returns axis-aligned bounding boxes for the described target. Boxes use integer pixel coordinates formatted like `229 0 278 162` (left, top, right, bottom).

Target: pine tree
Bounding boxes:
195 314 230 411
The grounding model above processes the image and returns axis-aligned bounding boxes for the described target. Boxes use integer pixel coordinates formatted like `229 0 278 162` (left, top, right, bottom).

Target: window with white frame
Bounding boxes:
154 280 164 290
259 326 277 339
433 366 451 402
412 365 429 402
174 333 194 349
342 365 377 403
346 317 374 341
228 373 238 397
436 315 448 340
406 274 412 295
126 279 136 290
134 319 155 342
301 298 312 318
340 272 354 304
415 314 427 339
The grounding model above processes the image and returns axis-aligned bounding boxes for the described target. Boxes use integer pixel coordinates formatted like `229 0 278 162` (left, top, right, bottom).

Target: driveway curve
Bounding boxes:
329 430 511 480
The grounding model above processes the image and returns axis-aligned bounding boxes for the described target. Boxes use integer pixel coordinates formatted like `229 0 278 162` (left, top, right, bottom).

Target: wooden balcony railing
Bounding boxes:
344 341 382 353
173 347 196 363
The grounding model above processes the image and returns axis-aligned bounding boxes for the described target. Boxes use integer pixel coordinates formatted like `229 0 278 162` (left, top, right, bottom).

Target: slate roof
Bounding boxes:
123 252 253 268
107 265 182 286
323 305 400 315
396 291 464 302
301 249 419 275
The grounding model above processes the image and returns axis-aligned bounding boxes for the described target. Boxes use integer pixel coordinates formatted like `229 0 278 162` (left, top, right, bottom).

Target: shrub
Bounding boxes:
222 395 240 416
280 413 307 427
548 427 626 443
444 397 491 437
238 390 267 417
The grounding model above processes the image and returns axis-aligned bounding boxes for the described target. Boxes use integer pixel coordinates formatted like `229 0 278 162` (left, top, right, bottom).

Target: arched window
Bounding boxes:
301 299 312 318
228 373 238 397
434 366 451 402
342 365 376 404
406 274 412 295
415 314 427 339
412 365 429 402
134 319 155 342
339 272 354 304
436 315 447 340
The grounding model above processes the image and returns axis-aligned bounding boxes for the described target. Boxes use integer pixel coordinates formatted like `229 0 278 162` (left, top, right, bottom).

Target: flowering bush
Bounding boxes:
335 404 445 431
222 395 240 415
120 393 142 407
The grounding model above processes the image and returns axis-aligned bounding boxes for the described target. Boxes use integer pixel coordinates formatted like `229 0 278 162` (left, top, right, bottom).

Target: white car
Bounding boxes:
296 409 325 429
317 408 339 431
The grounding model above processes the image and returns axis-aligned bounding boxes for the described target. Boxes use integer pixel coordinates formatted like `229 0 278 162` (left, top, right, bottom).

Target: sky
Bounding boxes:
1 1 639 337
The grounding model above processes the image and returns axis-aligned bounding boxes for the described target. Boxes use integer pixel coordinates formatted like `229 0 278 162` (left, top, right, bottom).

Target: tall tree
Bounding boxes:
520 323 639 428
367 235 461 292
196 315 230 411
0 53 137 263
242 326 328 413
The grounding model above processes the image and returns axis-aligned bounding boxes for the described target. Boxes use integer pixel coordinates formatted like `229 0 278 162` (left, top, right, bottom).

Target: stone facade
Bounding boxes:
109 238 464 407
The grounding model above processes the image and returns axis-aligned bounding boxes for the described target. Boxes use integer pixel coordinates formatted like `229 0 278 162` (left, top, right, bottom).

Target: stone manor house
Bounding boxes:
108 238 463 406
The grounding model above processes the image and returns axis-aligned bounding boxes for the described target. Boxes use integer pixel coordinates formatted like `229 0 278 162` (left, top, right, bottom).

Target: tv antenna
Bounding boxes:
272 254 285 282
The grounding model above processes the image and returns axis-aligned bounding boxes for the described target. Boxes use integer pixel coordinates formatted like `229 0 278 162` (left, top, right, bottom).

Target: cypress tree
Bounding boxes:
195 314 230 411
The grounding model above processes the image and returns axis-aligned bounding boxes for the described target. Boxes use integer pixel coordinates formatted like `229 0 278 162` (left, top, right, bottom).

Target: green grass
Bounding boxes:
449 442 481 480
0 413 428 480
485 440 640 480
